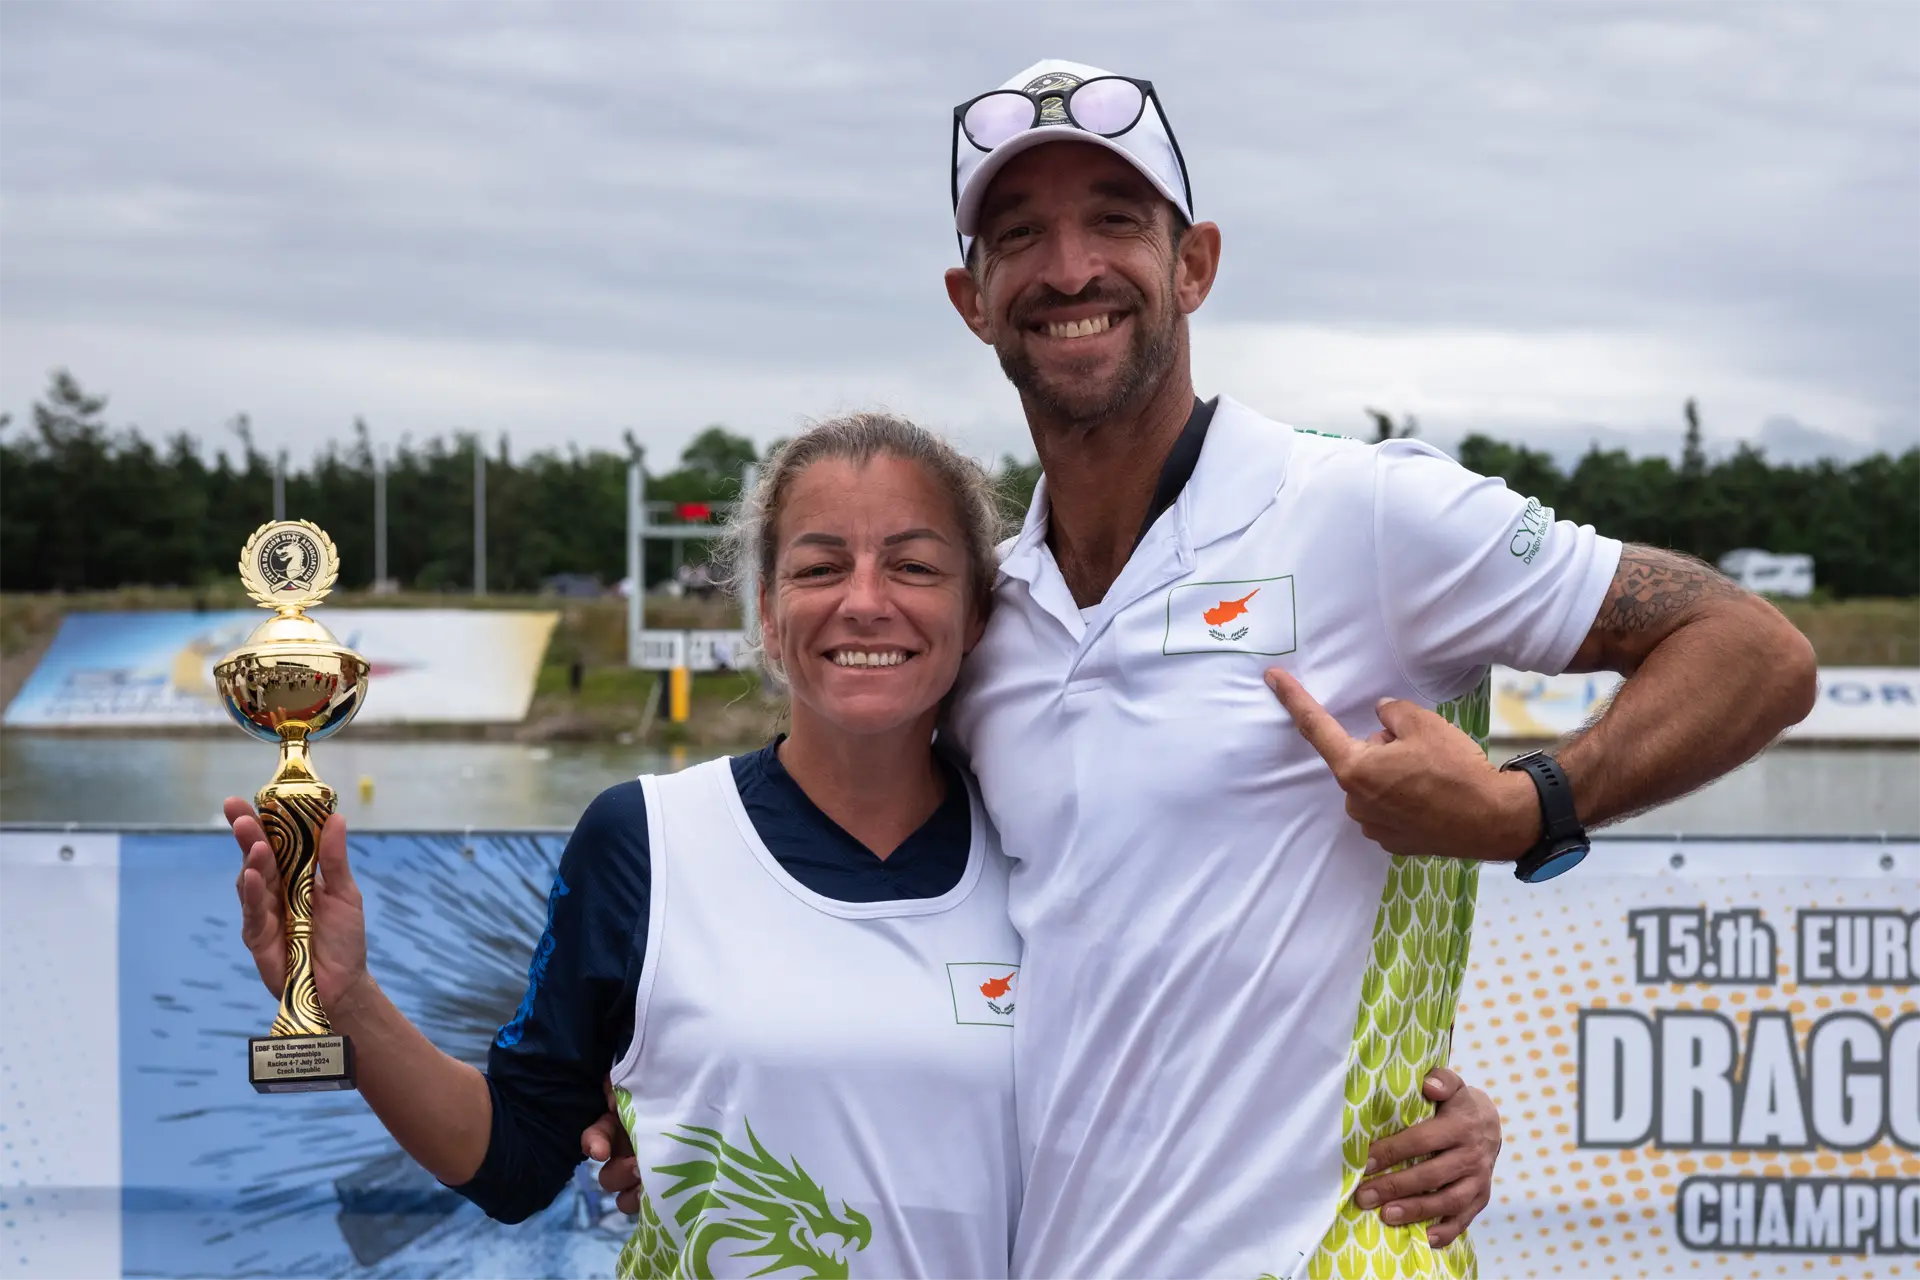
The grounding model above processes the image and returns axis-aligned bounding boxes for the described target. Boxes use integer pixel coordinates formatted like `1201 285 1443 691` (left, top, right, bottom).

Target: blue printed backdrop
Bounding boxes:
118 831 627 1279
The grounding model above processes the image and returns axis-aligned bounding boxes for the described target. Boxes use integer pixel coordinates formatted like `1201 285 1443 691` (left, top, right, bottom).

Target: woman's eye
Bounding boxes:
793 563 836 579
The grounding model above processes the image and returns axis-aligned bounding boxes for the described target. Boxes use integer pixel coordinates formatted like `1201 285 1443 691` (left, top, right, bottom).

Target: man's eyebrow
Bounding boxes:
1090 178 1156 205
978 187 1031 227
884 528 951 547
982 178 1155 228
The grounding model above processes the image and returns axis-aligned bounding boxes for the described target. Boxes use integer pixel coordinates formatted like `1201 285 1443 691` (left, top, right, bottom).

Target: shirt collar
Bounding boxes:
1177 394 1294 550
997 394 1293 587
997 467 1056 587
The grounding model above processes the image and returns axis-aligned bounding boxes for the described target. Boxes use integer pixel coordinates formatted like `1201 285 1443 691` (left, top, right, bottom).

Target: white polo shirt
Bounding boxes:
949 396 1620 1279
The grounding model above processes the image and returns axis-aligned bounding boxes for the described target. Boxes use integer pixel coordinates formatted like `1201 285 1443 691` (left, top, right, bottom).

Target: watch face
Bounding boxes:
1517 843 1589 884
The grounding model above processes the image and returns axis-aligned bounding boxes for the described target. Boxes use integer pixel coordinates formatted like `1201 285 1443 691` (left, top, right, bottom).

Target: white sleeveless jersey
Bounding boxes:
609 757 1022 1279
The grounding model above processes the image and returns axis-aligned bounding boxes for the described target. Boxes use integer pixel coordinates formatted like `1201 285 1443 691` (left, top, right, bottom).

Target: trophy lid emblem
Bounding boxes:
239 520 340 612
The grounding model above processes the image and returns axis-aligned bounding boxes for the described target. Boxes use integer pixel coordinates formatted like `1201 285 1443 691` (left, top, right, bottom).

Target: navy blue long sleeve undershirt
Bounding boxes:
451 739 972 1223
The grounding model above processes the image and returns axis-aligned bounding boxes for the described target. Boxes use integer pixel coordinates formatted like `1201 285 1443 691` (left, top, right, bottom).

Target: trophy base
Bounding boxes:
250 1033 357 1093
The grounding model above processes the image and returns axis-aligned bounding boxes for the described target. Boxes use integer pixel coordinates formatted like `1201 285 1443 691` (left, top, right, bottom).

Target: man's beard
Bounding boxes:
994 284 1180 431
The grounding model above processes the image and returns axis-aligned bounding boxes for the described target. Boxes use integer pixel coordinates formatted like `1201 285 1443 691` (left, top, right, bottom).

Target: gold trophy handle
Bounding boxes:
258 781 336 1037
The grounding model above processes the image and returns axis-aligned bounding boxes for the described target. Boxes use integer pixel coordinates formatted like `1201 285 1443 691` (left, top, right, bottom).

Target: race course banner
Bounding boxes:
3 610 558 728
1 831 1914 1278
1457 839 1920 1279
1490 666 1920 742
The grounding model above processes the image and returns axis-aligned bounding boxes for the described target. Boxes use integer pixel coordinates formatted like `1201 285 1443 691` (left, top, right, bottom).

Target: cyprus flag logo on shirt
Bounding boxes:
1163 574 1297 656
947 963 1018 1026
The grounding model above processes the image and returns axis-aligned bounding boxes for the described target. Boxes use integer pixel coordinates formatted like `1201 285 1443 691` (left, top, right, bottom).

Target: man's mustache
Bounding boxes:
1010 282 1144 329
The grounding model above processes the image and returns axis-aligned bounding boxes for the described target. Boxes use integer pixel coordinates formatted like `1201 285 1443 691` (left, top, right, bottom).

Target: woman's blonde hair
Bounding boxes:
714 412 1005 676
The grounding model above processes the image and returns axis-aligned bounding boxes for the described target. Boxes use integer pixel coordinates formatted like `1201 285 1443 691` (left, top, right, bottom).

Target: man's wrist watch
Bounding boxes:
1499 750 1590 883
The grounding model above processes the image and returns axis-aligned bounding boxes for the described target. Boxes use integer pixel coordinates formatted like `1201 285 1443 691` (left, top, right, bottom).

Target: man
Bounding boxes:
604 59 1816 1277
942 56 1811 1279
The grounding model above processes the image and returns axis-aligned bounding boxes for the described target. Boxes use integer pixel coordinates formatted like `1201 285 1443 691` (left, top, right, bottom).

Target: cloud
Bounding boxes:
1 1 1914 468
1752 414 1913 467
1192 319 1914 465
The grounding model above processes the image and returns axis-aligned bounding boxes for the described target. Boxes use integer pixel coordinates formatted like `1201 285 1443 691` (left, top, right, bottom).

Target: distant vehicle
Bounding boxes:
540 573 604 598
1718 549 1814 598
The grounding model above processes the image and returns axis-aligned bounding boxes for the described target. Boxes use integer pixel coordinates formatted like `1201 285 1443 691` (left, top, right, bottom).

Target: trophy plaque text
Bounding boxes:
214 520 370 1093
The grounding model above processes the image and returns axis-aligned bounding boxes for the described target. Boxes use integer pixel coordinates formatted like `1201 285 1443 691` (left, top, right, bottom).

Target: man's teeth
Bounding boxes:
831 651 908 668
1044 314 1114 339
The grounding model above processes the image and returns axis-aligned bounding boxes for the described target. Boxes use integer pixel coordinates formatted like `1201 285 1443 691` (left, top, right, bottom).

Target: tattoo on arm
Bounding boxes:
1561 544 1813 821
1569 545 1744 675
1593 545 1739 635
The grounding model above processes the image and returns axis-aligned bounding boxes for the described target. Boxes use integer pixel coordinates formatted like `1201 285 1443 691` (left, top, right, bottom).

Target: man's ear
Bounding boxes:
1172 221 1221 316
944 266 995 344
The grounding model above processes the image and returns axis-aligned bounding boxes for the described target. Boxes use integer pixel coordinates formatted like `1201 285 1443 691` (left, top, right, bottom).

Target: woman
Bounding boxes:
228 413 1495 1278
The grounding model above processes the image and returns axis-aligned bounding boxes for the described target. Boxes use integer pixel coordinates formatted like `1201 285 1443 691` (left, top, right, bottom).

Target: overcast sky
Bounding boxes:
2 1 1914 470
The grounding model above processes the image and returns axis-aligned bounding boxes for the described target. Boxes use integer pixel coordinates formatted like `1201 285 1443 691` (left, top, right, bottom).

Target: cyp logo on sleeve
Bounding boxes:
1162 575 1297 656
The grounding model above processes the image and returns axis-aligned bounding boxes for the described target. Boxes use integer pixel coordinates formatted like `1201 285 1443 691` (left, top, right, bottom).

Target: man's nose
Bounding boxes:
1032 221 1107 299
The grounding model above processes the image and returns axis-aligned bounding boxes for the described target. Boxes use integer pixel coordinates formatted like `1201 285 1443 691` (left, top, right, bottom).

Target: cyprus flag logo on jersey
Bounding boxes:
1163 574 1297 656
947 963 1018 1026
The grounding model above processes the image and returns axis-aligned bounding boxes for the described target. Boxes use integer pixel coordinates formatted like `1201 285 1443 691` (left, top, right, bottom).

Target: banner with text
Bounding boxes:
1456 839 1920 1279
3 610 558 728
2 833 1914 1278
1490 666 1920 741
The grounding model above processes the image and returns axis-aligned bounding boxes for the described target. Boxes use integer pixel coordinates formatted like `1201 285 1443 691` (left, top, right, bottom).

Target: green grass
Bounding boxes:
1775 597 1919 666
524 663 775 745
529 662 758 710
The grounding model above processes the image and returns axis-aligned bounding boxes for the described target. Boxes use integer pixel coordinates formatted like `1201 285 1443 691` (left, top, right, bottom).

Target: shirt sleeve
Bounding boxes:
1373 439 1623 701
449 781 650 1223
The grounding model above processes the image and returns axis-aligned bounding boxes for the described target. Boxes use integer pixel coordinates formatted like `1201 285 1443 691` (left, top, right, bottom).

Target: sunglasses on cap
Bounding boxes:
950 75 1194 228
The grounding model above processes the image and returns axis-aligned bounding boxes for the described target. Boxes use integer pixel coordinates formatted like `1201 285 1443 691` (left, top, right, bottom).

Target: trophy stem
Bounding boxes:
248 728 356 1092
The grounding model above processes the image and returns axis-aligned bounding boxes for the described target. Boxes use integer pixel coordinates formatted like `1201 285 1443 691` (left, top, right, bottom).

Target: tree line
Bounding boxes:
1454 400 1916 599
2 373 1914 598
0 371 1037 595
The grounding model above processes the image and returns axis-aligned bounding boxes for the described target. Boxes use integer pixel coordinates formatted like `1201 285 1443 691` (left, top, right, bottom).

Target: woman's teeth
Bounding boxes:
1044 314 1114 339
831 651 908 667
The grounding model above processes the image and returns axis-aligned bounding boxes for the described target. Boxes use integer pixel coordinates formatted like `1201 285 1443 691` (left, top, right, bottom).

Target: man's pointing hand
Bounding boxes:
1264 668 1540 862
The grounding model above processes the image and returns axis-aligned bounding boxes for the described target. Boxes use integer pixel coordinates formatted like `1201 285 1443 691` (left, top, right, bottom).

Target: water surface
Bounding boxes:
2 735 1914 836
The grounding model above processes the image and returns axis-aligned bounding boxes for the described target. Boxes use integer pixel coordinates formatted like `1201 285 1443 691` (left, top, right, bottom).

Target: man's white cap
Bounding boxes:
952 58 1191 256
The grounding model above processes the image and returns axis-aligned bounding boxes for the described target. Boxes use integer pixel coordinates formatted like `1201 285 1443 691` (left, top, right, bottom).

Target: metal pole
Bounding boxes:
626 438 645 667
273 451 286 522
373 449 388 591
473 439 486 597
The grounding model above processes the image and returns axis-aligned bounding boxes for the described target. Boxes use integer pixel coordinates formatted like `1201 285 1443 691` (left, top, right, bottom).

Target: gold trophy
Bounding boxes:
214 520 370 1093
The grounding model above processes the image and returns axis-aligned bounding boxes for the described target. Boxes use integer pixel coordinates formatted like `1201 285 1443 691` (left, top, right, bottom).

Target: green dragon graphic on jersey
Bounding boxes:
1302 675 1487 1280
613 1088 873 1279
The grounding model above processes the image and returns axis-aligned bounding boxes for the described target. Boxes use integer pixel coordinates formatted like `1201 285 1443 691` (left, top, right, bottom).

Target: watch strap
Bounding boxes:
1510 752 1581 843
1502 751 1589 883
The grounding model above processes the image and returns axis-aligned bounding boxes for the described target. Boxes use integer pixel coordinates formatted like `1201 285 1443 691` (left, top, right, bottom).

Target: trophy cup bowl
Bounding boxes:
215 612 369 745
216 520 371 1093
